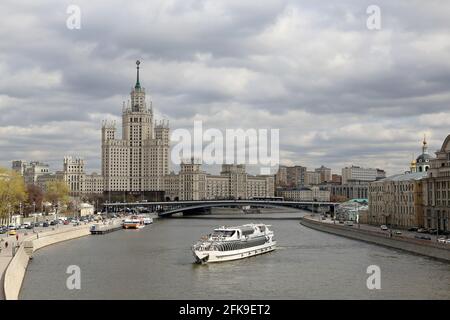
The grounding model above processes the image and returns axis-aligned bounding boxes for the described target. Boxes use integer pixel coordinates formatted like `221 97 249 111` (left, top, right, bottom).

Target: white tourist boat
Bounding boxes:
123 216 145 229
192 223 276 264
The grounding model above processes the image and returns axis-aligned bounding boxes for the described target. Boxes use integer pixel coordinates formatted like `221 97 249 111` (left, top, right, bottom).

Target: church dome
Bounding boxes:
416 153 431 163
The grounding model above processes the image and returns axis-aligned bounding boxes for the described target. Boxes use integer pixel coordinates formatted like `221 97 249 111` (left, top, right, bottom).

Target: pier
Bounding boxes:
90 222 123 235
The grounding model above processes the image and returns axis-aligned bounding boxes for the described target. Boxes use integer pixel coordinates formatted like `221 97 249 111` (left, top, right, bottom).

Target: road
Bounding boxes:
308 214 447 244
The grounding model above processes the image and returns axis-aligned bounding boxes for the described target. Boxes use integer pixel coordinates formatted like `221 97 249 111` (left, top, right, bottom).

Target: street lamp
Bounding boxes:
33 201 36 232
7 203 11 226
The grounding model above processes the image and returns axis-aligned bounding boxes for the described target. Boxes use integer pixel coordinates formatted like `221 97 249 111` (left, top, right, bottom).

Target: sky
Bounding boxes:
1 0 450 176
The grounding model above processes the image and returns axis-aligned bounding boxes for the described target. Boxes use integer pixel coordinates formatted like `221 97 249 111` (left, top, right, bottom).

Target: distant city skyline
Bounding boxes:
1 1 450 176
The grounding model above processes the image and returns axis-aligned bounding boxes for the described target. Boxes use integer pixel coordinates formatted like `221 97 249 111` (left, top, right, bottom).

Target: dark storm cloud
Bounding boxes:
0 0 449 175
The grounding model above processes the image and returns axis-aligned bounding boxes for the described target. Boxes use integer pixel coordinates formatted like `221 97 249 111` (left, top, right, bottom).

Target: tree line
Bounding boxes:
0 166 70 220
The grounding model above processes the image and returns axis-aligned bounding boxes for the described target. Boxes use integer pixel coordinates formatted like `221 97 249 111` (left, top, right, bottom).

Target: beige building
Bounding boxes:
368 172 427 228
342 166 385 184
286 166 306 188
315 165 332 183
163 160 275 201
277 187 330 202
275 165 288 187
62 156 104 196
304 171 320 186
423 134 450 232
102 61 170 193
12 160 51 185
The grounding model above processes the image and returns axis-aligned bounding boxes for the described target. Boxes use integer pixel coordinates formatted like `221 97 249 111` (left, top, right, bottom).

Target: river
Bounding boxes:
20 212 450 299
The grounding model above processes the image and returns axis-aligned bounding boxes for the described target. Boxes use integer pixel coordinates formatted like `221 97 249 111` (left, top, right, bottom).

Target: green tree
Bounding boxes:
45 180 70 211
0 167 27 222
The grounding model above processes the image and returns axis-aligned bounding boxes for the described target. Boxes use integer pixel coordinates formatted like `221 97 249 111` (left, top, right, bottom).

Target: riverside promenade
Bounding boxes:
0 219 121 300
300 215 450 262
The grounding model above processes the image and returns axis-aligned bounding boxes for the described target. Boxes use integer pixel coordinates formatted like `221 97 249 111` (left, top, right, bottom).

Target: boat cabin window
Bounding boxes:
212 230 235 237
259 225 266 232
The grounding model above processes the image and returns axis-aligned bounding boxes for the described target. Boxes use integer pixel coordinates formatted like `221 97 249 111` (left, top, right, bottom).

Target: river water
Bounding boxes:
20 212 450 299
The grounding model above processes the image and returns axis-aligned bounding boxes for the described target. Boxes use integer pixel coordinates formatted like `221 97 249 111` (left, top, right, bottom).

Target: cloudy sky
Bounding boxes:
1 0 450 176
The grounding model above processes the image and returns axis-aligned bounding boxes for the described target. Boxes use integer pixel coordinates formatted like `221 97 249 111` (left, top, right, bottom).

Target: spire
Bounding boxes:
422 134 428 154
135 60 141 89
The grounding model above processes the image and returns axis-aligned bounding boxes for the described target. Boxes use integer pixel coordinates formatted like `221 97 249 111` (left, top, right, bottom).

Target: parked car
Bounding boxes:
49 220 57 226
345 221 354 227
394 230 402 235
415 234 431 240
417 228 427 233
437 237 447 244
42 222 49 227
0 227 7 234
408 227 418 232
63 220 69 225
8 229 17 236
380 225 388 231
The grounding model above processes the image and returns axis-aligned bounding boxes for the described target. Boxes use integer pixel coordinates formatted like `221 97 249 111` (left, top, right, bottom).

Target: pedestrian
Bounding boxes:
16 234 19 241
5 241 8 249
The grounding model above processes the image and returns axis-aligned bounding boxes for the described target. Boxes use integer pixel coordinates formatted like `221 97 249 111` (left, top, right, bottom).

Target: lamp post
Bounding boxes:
7 203 11 226
33 201 36 232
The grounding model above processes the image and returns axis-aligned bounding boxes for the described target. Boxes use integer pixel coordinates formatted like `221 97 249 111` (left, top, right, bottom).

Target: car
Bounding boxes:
63 220 69 225
0 227 7 234
34 222 40 227
437 237 447 244
394 230 402 235
417 228 427 233
25 224 33 229
415 234 431 240
408 227 418 232
380 225 389 231
446 239 450 244
428 229 437 234
8 229 17 236
345 221 354 226
49 220 57 226
42 222 49 227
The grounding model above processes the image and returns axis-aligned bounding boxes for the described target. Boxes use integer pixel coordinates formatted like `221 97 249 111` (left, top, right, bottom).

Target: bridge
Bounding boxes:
103 200 339 217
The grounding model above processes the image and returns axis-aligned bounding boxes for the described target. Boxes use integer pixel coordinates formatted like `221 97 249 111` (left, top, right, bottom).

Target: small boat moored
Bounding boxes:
192 223 276 264
143 217 153 225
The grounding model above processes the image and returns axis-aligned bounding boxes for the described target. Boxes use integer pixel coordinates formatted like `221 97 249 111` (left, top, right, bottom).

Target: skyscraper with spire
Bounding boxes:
101 61 170 194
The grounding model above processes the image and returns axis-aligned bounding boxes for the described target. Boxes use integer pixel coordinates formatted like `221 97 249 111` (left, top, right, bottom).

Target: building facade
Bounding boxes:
304 171 320 186
101 61 170 193
324 181 369 201
315 165 332 183
62 156 104 197
368 172 427 228
277 186 330 202
163 160 275 201
423 135 450 232
342 166 385 184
